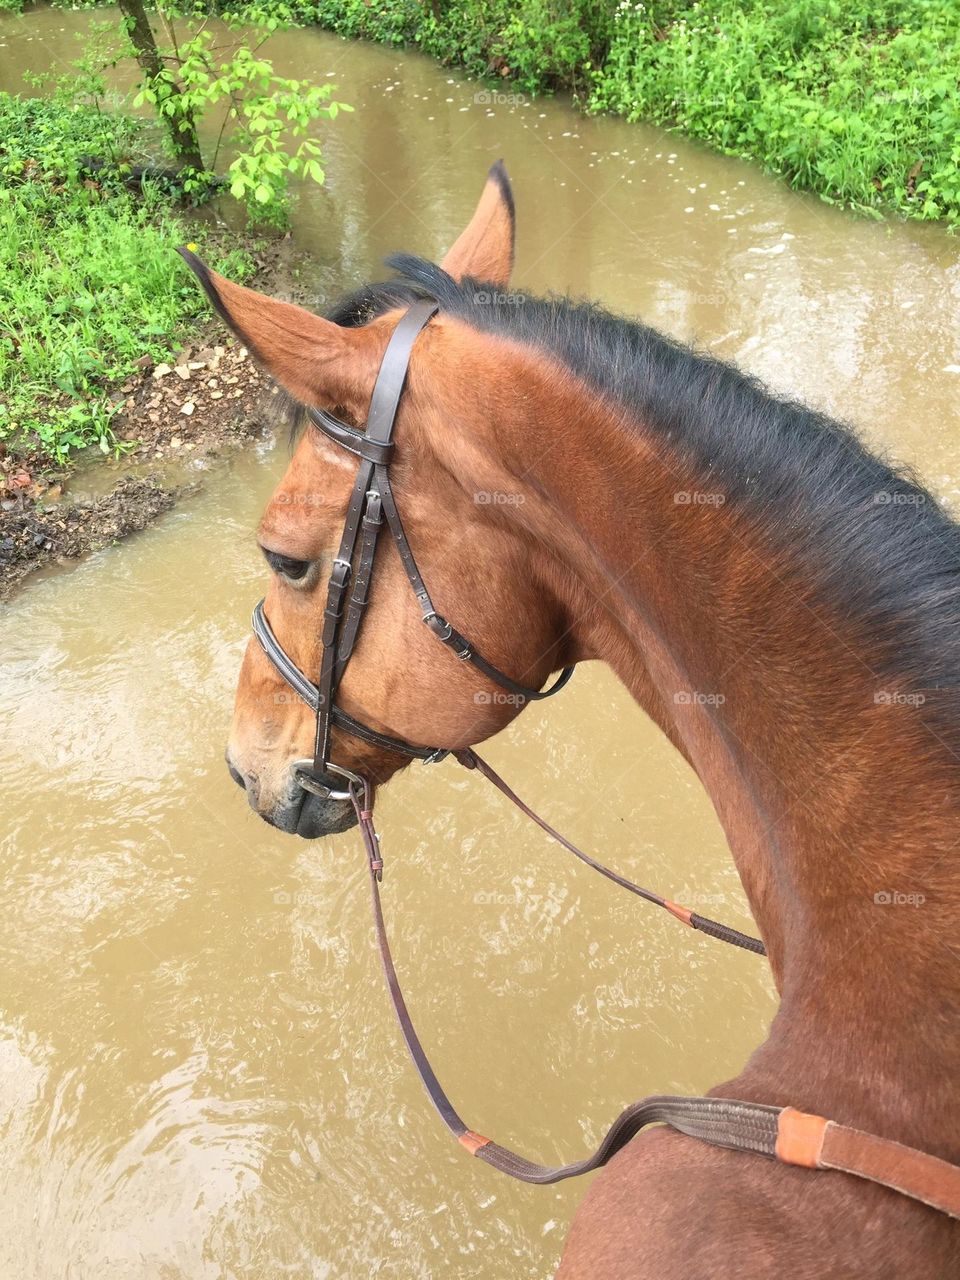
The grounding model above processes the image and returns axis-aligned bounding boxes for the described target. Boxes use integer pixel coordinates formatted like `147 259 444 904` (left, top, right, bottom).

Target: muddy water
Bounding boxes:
3 7 960 1278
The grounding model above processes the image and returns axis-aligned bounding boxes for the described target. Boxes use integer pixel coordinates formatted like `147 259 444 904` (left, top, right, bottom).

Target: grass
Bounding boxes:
591 0 960 222
0 91 251 464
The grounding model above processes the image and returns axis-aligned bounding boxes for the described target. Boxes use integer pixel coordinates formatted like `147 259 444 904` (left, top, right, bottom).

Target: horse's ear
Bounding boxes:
177 248 378 412
440 160 515 285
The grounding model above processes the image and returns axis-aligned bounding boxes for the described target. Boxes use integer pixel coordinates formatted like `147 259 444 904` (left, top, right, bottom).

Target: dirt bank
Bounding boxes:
0 332 272 601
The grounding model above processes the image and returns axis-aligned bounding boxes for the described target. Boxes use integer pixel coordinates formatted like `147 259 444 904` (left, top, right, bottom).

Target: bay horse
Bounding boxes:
183 164 960 1276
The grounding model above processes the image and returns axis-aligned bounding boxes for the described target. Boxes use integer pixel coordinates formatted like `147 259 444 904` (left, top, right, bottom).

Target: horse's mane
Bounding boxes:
287 254 960 742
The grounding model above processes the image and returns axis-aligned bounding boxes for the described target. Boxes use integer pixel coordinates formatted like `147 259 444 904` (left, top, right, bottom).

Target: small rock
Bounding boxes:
180 402 195 416
170 437 182 447
183 442 196 451
187 360 207 371
207 378 218 389
153 363 172 380
134 354 153 369
210 391 224 400
174 365 191 381
224 375 239 385
148 411 160 424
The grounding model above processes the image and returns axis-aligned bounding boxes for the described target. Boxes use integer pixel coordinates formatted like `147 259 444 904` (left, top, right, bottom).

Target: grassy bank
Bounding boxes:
0 91 251 465
291 0 960 224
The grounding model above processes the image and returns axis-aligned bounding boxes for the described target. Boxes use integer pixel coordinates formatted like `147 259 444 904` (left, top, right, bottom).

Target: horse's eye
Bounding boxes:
263 548 311 581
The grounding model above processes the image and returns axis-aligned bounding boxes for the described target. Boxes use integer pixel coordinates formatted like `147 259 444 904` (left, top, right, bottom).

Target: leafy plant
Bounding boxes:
0 92 252 462
119 0 351 224
590 0 960 222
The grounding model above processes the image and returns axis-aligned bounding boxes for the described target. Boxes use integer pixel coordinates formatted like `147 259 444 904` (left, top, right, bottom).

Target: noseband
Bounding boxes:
252 299 572 801
248 303 960 1221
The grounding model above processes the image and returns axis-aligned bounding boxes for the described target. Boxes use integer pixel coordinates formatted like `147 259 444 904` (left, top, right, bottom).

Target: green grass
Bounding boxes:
591 0 960 222
0 92 251 463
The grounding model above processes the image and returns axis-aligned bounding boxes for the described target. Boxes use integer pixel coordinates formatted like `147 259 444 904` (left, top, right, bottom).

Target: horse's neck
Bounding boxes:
447 351 960 1136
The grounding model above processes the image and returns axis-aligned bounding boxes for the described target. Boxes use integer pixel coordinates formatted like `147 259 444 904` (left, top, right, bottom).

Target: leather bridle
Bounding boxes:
249 302 960 1221
252 298 572 803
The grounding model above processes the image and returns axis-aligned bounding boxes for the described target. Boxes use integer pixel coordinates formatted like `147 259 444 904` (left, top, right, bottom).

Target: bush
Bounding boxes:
299 0 609 94
590 0 960 221
0 92 251 461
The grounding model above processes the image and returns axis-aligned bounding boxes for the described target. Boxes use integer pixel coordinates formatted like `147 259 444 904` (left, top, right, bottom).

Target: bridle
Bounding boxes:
250 302 960 1220
252 299 572 804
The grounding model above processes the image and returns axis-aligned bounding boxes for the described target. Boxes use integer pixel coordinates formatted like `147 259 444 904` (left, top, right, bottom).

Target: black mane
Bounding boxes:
302 255 960 738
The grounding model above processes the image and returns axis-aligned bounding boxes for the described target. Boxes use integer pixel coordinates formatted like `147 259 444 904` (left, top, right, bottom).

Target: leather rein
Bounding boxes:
251 301 960 1220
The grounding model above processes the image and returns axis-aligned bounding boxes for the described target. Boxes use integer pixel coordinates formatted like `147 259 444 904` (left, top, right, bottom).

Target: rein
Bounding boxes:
252 303 960 1222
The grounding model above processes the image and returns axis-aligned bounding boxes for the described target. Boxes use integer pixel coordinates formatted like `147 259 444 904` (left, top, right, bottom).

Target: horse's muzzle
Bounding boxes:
225 754 358 838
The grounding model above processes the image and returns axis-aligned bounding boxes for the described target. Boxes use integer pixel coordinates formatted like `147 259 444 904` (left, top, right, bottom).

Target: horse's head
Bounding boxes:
184 164 573 836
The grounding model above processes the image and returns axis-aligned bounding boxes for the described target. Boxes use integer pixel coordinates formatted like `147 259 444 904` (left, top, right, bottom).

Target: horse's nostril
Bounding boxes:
227 761 246 790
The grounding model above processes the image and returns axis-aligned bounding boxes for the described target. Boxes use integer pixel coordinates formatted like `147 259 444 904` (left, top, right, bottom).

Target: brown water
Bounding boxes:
2 8 960 1278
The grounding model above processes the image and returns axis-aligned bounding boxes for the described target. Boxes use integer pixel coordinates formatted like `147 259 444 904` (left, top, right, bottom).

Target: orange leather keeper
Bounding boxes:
459 1130 492 1155
776 1107 828 1168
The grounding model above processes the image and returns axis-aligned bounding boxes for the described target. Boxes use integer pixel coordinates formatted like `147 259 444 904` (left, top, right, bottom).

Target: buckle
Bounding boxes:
363 491 383 524
423 748 449 765
423 610 453 641
331 558 352 587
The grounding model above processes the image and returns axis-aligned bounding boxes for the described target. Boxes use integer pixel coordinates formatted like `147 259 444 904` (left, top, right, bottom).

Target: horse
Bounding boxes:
182 163 960 1276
